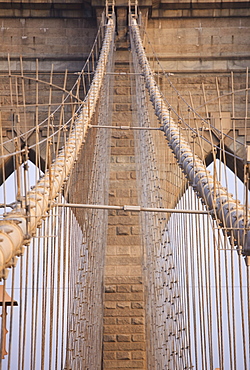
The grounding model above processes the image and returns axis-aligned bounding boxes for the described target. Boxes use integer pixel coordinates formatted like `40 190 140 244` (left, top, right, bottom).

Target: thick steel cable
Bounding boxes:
143 27 247 156
130 39 192 369
131 13 249 369
129 16 250 263
0 17 115 278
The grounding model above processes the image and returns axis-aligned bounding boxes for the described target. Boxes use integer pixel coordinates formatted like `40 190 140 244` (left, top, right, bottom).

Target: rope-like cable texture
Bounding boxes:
129 16 250 263
0 18 115 278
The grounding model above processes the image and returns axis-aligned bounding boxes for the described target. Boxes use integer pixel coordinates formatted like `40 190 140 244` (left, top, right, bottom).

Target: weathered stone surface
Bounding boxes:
103 334 116 342
104 325 145 335
104 342 146 351
117 317 131 325
104 302 117 310
104 308 145 317
132 351 145 360
105 285 117 293
103 360 144 368
132 334 146 342
131 284 143 292
105 292 144 301
104 317 117 325
131 317 145 325
117 334 131 342
105 276 143 284
105 256 142 266
103 57 146 369
103 351 116 360
117 285 131 293
131 302 144 309
107 235 141 246
116 351 131 360
116 225 130 235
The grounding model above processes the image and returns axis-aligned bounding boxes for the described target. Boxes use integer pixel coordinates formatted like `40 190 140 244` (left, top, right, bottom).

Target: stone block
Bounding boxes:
131 317 144 325
115 87 130 95
116 189 131 199
131 284 143 292
116 245 131 255
104 325 144 334
129 266 142 276
107 226 116 236
132 351 145 360
103 360 144 368
131 302 144 309
104 342 146 351
132 334 145 342
108 215 137 226
106 245 117 256
116 302 131 309
103 334 116 342
105 277 143 284
109 190 115 197
131 226 140 235
105 265 117 276
116 351 131 360
112 111 132 122
117 334 131 342
115 266 131 276
103 351 116 360
109 182 133 193
116 155 131 163
129 246 141 257
117 285 131 293
107 235 141 246
116 210 133 217
113 94 131 104
116 226 130 235
106 256 141 267
111 147 135 155
104 301 117 309
130 170 137 179
111 131 131 139
105 292 144 302
116 317 131 325
115 104 130 111
116 139 130 147
104 317 116 325
109 172 116 180
105 308 144 318
116 171 131 180
105 285 116 293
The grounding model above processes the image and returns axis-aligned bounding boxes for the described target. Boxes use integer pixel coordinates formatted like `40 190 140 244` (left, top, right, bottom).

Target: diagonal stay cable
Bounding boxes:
129 15 250 264
0 16 115 279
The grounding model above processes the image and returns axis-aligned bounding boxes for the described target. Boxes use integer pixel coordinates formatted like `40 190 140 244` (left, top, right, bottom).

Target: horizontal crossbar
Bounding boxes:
90 125 162 130
56 203 209 214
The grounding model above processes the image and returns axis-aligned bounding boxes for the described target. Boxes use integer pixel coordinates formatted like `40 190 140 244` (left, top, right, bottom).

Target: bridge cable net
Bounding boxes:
130 14 249 369
0 13 115 368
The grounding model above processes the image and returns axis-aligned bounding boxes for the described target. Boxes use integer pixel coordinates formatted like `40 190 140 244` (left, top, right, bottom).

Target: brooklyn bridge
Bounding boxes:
0 0 249 369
